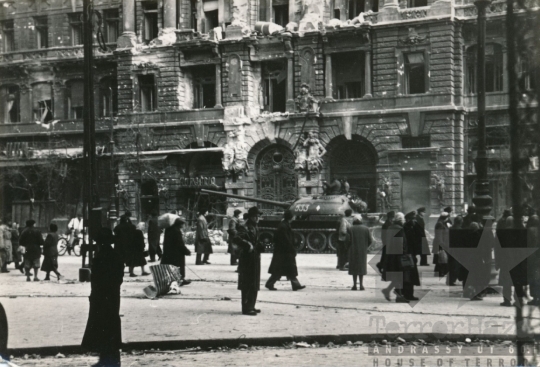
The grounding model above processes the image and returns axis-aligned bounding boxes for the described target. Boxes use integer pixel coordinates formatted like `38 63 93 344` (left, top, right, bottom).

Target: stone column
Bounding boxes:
286 56 295 112
117 0 137 48
163 0 177 29
215 63 223 108
364 50 372 98
379 0 400 22
325 54 333 100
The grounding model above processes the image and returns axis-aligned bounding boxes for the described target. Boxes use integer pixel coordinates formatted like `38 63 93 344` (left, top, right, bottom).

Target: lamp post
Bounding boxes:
472 0 494 223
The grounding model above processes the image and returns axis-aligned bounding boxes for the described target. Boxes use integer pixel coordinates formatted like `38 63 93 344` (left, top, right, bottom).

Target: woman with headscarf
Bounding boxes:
41 223 63 280
347 214 372 291
161 217 191 285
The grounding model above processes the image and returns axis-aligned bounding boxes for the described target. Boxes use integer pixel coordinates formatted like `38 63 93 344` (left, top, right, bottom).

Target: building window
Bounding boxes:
32 83 53 123
190 0 198 30
466 44 503 94
202 0 219 33
1 20 15 52
332 51 364 99
349 0 364 19
408 0 427 7
519 59 536 91
104 9 119 43
272 0 289 26
35 17 48 49
404 52 427 95
100 77 118 117
1 85 20 123
143 2 159 43
139 74 157 112
192 65 216 109
69 13 83 46
262 60 286 113
401 136 430 148
67 80 84 119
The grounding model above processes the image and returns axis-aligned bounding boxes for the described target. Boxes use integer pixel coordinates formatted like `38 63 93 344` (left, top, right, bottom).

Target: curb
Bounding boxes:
7 333 520 357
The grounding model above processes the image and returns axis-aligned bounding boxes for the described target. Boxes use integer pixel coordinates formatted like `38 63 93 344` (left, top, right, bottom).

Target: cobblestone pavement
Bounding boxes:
9 342 523 367
0 246 517 352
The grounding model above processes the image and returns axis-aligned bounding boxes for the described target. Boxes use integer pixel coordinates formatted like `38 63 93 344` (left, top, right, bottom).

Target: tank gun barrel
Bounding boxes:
199 189 291 209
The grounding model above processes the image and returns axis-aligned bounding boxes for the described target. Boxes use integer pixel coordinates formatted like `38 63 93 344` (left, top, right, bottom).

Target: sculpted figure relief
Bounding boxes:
295 83 318 113
303 130 326 172
223 128 250 176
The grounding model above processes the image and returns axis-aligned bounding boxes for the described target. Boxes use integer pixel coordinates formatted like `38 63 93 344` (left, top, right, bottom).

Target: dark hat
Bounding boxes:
417 207 426 213
247 206 261 217
467 205 476 213
26 219 36 226
405 211 416 220
444 206 452 213
233 209 242 216
386 211 396 218
174 217 187 225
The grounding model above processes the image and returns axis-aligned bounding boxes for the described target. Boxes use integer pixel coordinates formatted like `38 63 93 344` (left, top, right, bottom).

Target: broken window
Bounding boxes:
2 20 15 52
104 9 119 43
143 2 159 43
408 0 427 7
262 60 287 113
192 65 216 109
272 0 289 26
203 0 219 33
35 16 48 49
32 83 53 123
69 13 83 46
139 74 157 112
67 80 84 119
1 85 20 123
100 77 118 117
348 0 364 19
332 51 364 99
404 52 426 95
466 44 503 94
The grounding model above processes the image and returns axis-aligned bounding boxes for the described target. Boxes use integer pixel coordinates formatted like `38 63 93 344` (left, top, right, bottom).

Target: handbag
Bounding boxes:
438 249 448 264
399 254 415 270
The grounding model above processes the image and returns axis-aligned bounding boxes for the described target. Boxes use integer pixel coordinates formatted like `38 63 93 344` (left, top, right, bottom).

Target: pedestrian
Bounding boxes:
443 206 453 227
376 211 395 274
265 210 306 291
113 215 134 272
380 212 420 303
465 222 491 301
195 208 212 265
67 212 84 255
161 217 191 285
234 206 265 316
447 215 463 286
527 208 540 305
41 223 63 281
0 220 12 273
126 222 150 277
337 209 353 270
147 211 163 263
19 219 44 282
347 214 372 291
10 222 22 273
404 211 421 263
462 205 478 228
415 207 430 266
496 216 520 306
227 210 242 266
82 227 124 367
433 213 450 277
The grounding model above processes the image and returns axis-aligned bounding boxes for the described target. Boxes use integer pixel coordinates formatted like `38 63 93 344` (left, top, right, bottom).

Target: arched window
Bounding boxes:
466 44 503 94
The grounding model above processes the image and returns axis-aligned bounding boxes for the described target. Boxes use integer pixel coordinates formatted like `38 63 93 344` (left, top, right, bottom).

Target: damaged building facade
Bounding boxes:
0 0 534 229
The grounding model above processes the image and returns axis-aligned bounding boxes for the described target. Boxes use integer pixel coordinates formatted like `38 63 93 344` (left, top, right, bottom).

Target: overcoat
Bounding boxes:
381 223 420 286
11 228 21 263
227 216 240 254
126 229 147 267
19 227 44 261
147 217 161 248
268 220 298 277
1 226 12 263
161 226 190 268
234 220 265 291
347 223 372 276
41 232 59 272
195 215 212 254
113 221 135 264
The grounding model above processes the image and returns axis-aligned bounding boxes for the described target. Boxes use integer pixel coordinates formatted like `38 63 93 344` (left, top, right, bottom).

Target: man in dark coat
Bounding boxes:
234 206 265 316
227 210 242 266
347 215 372 290
404 211 422 259
147 211 162 262
82 228 124 367
195 209 212 265
416 207 430 265
19 219 44 282
161 217 191 285
265 210 306 291
337 209 353 270
376 211 395 274
113 215 135 269
463 205 479 228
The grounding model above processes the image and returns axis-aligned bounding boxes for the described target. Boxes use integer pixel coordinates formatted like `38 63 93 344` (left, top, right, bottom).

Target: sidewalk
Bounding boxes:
0 249 519 355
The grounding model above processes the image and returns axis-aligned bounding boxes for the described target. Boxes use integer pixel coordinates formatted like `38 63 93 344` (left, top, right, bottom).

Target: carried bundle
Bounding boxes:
158 213 179 229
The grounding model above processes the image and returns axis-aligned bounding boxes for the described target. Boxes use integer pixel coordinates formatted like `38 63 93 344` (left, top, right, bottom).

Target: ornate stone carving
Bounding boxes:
430 173 446 207
377 176 392 210
298 0 323 33
399 27 427 45
399 8 428 20
303 130 326 172
222 128 250 176
295 83 318 113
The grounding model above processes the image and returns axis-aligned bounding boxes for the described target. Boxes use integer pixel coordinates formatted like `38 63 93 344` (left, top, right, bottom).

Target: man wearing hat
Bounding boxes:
161 217 191 285
227 209 242 266
443 206 453 228
416 207 430 266
234 206 266 316
19 219 44 282
195 208 211 265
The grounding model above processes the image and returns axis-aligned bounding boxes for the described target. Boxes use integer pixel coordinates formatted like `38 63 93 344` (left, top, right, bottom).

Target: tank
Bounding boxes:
200 189 383 253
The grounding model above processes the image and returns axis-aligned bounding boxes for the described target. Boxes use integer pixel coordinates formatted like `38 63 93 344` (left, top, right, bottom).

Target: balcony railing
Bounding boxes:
0 44 116 64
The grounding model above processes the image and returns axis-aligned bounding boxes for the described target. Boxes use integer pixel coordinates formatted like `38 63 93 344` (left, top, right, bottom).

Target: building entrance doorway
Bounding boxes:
402 171 431 218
